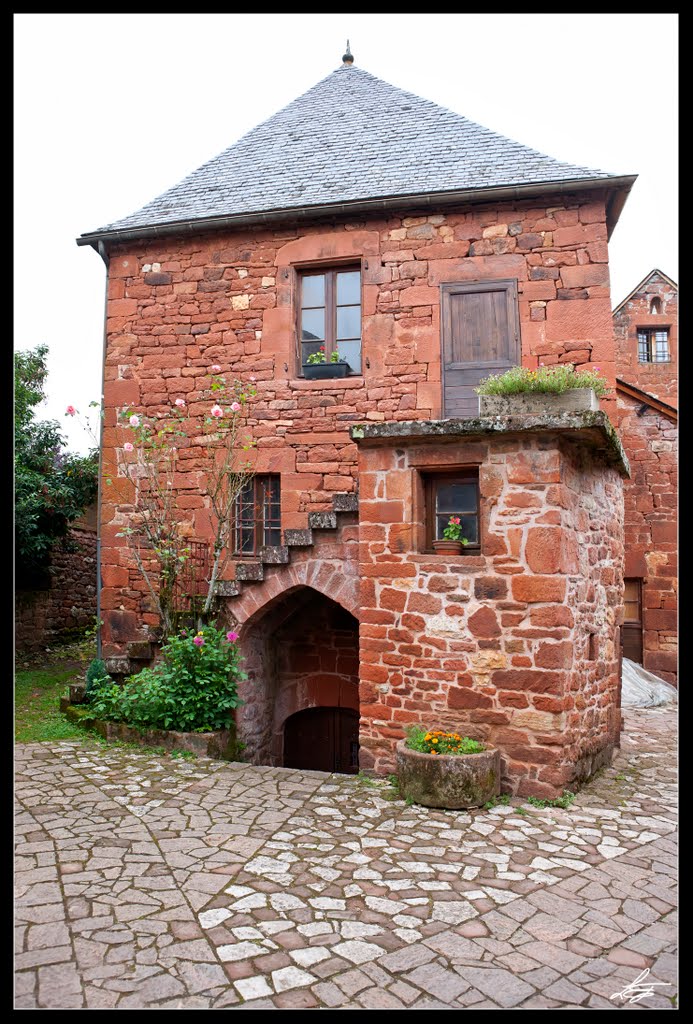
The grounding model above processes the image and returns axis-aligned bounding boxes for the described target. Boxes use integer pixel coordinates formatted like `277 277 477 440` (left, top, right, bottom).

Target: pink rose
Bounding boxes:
210 404 223 418
123 442 134 452
66 405 76 416
175 398 186 408
226 631 239 643
230 401 241 412
193 635 204 646
129 415 140 428
211 364 221 372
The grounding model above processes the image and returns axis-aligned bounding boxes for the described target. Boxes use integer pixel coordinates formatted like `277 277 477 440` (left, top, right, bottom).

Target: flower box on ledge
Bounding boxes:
302 361 349 380
479 388 600 417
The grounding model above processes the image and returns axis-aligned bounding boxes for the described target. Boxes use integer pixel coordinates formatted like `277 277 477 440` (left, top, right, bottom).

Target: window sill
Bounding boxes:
416 552 484 564
290 376 365 389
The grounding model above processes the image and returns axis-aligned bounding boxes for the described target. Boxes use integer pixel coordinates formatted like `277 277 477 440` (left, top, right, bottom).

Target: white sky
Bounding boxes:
14 13 678 455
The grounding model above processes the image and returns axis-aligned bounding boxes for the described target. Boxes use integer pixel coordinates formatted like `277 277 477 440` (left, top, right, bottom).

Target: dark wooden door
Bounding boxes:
283 707 359 774
621 578 643 664
441 279 520 417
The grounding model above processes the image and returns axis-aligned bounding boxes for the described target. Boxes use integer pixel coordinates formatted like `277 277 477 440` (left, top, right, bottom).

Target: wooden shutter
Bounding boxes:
621 578 643 665
441 279 520 417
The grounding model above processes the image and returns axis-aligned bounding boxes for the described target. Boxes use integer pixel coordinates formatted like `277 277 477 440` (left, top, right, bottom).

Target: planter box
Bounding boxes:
302 362 349 380
479 388 599 417
63 705 239 761
396 740 500 809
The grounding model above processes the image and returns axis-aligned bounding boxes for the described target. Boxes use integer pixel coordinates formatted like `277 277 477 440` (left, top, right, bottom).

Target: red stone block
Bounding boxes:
447 688 493 709
467 606 501 638
512 576 566 603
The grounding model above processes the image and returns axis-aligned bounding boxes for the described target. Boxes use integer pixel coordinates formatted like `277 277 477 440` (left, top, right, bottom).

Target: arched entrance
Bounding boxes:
284 707 359 774
236 586 360 770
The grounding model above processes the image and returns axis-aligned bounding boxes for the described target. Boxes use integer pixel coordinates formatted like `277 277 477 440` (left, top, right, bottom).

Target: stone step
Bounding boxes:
127 641 153 661
214 580 242 598
285 529 313 547
309 511 337 530
258 545 289 564
332 492 358 513
235 562 264 582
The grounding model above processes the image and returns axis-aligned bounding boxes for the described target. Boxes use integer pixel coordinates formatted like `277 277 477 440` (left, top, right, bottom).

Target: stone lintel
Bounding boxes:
350 411 630 477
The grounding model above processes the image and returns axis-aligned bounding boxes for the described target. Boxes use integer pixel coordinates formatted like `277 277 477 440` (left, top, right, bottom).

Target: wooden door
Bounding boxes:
283 707 359 774
441 279 520 417
621 578 643 664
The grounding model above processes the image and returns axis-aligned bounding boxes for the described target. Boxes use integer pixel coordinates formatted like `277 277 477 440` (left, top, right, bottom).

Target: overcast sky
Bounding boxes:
14 13 678 454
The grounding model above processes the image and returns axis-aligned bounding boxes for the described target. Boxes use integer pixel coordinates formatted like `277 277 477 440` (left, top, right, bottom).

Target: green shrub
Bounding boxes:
475 363 611 398
405 725 484 756
84 624 245 732
85 658 111 703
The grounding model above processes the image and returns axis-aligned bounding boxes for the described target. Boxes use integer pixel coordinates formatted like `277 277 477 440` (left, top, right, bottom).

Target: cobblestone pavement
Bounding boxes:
15 708 677 1010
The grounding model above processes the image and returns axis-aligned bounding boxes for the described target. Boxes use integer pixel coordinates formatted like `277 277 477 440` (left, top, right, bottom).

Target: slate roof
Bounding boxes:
78 62 634 246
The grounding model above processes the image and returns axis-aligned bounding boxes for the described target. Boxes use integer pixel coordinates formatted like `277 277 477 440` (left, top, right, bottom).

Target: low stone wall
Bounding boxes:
15 525 97 652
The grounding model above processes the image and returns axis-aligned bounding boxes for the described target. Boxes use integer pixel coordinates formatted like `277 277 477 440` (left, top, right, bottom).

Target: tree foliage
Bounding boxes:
14 345 99 586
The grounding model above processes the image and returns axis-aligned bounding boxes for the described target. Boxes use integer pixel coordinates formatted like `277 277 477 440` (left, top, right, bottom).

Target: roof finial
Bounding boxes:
342 40 353 65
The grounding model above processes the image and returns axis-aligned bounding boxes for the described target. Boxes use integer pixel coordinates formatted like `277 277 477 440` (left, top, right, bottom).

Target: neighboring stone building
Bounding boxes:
78 53 636 797
613 270 678 684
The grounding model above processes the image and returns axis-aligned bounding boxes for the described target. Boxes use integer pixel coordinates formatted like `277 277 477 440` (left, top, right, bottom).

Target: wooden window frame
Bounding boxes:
623 578 643 624
296 263 362 377
232 474 281 557
422 469 481 553
637 326 670 363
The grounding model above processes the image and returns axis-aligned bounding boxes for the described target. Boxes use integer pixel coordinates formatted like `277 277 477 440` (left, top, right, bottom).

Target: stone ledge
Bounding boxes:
350 411 630 477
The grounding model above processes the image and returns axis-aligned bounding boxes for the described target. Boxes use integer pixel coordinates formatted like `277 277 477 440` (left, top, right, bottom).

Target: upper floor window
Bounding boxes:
299 266 362 374
637 327 670 363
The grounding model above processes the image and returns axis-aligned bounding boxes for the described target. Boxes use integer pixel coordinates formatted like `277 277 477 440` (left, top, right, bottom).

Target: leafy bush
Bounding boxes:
475 363 611 398
405 725 484 756
84 658 111 703
85 624 245 732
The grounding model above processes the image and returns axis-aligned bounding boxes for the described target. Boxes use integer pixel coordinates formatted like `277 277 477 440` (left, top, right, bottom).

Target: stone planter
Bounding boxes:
396 740 500 809
302 362 349 380
479 388 600 417
431 539 465 556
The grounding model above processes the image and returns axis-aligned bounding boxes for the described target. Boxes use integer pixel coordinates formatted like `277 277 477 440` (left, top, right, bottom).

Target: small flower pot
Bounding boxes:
302 362 349 380
396 740 501 809
478 388 600 417
432 539 464 556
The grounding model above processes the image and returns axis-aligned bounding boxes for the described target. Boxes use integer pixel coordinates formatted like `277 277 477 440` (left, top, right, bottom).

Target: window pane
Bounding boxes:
336 305 361 340
337 271 360 305
302 308 325 341
336 339 361 374
302 274 325 308
436 482 477 514
637 330 650 362
654 330 669 361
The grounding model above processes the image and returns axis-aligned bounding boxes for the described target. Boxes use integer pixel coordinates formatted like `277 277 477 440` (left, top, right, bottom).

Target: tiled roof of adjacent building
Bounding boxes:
78 61 635 247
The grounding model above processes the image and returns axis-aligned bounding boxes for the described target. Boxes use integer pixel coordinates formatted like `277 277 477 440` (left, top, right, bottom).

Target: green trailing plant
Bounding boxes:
83 624 245 733
475 363 611 398
405 725 484 756
526 790 576 810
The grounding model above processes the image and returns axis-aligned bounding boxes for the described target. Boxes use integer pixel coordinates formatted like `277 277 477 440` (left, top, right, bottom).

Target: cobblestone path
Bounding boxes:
15 708 677 1009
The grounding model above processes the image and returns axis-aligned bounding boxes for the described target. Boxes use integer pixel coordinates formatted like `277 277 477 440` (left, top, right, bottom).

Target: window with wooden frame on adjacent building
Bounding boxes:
298 266 362 374
232 475 281 556
423 470 480 553
637 327 670 363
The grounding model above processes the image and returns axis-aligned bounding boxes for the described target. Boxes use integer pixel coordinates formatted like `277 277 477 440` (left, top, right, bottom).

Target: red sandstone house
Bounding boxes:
78 52 638 798
613 270 678 685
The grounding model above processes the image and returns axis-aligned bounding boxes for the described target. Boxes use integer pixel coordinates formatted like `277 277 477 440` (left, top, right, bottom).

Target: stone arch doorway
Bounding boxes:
284 707 359 774
236 586 359 770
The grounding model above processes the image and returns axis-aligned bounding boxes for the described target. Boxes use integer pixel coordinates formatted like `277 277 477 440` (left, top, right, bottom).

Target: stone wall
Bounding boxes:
99 190 616 654
354 419 625 799
616 393 677 683
15 524 97 652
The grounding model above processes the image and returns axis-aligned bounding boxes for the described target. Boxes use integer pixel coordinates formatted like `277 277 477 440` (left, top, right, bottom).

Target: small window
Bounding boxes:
637 327 670 363
298 266 362 374
623 579 642 623
233 475 281 556
424 471 480 552
650 297 661 314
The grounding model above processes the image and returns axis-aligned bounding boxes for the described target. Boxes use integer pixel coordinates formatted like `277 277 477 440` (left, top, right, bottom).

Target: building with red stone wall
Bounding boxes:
78 54 637 797
613 270 677 684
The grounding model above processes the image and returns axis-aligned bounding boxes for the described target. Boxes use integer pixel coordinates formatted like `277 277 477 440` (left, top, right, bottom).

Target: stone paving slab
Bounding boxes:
14 708 678 1009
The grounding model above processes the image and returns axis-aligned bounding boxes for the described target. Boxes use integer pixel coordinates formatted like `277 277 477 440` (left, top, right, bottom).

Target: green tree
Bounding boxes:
14 345 98 586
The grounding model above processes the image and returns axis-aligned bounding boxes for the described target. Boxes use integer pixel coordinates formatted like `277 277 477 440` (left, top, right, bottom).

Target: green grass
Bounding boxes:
15 664 87 743
526 790 576 810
